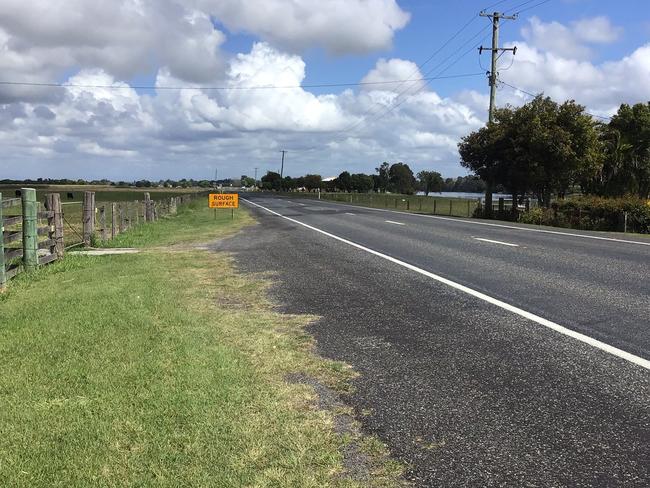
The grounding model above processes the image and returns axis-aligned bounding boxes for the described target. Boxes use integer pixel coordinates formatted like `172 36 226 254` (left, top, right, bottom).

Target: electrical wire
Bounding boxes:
499 80 611 120
0 74 491 92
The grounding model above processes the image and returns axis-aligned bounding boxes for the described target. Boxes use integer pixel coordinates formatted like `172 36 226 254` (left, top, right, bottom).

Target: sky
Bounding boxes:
1 0 649 181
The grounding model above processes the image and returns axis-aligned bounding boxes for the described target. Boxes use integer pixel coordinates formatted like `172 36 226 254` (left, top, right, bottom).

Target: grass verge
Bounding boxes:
0 204 403 486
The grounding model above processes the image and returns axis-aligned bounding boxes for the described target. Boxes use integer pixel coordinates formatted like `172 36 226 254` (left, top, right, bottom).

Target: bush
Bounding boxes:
517 196 650 233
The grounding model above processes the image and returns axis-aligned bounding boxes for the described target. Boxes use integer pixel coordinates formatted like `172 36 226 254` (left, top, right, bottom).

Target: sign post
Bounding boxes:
209 193 239 219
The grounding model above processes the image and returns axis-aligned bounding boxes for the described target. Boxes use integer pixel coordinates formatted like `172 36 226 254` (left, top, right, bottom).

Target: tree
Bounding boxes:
375 162 390 192
592 102 650 199
388 162 416 194
241 175 256 187
302 174 322 192
417 170 444 196
261 171 282 191
350 173 374 193
459 95 602 209
336 171 352 192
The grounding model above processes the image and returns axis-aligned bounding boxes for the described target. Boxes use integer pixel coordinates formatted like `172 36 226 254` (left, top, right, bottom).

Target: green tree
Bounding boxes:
594 102 650 198
375 162 390 192
261 171 282 191
417 170 444 195
388 162 416 194
336 171 352 192
350 173 374 193
459 95 602 209
302 174 322 192
241 175 256 187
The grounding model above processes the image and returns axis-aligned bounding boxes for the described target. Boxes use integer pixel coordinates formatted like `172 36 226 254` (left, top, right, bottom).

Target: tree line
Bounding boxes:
458 97 650 212
253 165 487 195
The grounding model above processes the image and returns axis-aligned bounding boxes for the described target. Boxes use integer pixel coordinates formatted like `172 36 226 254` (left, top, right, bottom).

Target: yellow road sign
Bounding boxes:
209 193 239 208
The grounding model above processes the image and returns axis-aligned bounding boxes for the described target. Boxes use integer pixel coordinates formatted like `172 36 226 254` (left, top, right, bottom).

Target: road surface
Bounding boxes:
219 194 650 486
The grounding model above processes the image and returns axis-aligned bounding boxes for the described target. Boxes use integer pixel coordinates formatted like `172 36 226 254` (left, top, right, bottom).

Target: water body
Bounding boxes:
416 191 511 200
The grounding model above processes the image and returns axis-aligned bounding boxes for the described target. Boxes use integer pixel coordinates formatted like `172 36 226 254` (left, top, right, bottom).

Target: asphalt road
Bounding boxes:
218 194 650 486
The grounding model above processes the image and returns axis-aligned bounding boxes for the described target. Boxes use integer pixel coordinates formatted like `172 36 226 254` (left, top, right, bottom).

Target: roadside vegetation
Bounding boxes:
0 201 403 486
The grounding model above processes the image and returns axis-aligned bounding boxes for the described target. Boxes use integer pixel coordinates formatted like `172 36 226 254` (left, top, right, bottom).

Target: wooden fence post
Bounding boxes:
144 193 153 222
22 188 38 271
433 199 437 215
119 204 125 233
99 205 107 241
0 192 5 289
45 193 64 258
449 200 453 216
82 191 95 246
135 200 140 225
467 200 471 217
170 197 177 214
111 203 117 239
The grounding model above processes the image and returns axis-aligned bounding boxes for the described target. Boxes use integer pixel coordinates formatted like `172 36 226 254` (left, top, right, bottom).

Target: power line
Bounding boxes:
0 73 485 92
499 80 611 120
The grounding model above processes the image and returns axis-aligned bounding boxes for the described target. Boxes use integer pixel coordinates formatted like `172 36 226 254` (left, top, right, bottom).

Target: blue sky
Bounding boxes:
1 0 649 180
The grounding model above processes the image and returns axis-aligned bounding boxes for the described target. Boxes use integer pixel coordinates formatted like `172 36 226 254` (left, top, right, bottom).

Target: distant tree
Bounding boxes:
350 173 374 193
336 171 352 192
241 175 256 187
261 171 282 191
375 162 390 192
417 170 444 195
388 162 416 194
302 174 322 192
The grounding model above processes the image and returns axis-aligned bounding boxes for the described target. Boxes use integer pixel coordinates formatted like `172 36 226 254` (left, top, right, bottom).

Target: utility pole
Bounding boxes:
279 150 287 179
254 167 258 187
213 168 218 189
479 11 516 215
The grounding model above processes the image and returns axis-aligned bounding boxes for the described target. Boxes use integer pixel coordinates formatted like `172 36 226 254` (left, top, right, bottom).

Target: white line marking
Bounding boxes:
298 203 306 206
474 237 519 247
385 220 405 226
294 198 650 247
243 198 650 370
345 212 356 216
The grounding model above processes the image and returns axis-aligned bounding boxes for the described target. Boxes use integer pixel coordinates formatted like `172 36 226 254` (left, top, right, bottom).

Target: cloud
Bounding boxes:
0 0 226 84
198 0 410 54
521 16 621 60
360 58 425 94
0 43 484 180
500 41 650 115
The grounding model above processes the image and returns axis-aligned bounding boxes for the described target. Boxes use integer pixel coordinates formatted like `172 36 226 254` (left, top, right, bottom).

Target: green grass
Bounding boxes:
0 204 403 487
100 200 243 248
0 185 202 203
280 192 479 218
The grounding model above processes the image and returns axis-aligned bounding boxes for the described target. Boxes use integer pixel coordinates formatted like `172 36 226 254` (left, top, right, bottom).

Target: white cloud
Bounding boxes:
198 0 410 54
360 58 425 94
521 16 621 60
501 41 650 115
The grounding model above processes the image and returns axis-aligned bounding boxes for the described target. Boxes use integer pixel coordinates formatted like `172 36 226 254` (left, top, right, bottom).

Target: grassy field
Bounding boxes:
279 192 479 218
0 185 202 203
0 201 402 486
1 186 209 248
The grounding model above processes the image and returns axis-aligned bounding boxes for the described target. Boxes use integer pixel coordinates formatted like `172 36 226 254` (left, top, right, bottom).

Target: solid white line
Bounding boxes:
474 237 519 247
299 198 650 247
243 198 650 371
385 220 405 226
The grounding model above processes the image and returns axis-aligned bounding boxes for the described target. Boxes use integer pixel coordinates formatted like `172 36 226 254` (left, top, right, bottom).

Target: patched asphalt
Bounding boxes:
214 195 650 487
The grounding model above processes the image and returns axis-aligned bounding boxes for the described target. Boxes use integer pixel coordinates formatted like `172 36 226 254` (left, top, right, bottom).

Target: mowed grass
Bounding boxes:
0 185 202 203
0 204 399 486
278 192 479 218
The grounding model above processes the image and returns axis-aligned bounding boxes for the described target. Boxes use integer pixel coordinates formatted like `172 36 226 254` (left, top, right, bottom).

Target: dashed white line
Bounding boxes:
296 198 650 247
345 212 356 216
385 220 405 226
474 237 519 247
242 197 650 371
